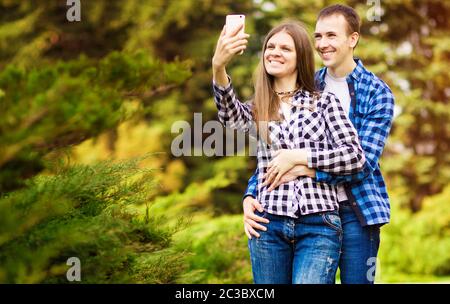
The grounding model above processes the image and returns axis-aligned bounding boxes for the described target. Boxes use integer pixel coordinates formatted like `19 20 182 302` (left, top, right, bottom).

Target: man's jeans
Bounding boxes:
339 201 381 284
248 210 342 284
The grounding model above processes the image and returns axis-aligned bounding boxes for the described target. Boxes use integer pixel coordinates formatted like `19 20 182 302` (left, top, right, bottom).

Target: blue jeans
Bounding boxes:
339 201 381 284
248 210 342 284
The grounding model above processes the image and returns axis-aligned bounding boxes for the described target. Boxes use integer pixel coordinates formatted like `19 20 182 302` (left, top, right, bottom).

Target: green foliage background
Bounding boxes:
0 0 448 283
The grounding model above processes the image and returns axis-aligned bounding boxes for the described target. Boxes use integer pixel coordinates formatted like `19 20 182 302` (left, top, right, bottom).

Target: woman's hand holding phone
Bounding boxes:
226 15 246 55
212 15 249 86
212 24 249 66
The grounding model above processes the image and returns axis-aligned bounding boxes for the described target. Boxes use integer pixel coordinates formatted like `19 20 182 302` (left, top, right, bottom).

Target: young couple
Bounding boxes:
212 4 394 284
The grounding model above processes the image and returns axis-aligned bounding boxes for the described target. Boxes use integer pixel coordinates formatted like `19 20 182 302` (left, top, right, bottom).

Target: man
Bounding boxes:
243 4 395 284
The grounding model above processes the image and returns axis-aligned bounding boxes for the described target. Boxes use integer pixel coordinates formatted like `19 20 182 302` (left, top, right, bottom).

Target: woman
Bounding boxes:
212 21 365 284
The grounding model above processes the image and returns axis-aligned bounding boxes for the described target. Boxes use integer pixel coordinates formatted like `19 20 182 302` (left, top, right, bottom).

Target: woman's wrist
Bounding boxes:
212 56 226 71
212 64 229 87
292 149 308 166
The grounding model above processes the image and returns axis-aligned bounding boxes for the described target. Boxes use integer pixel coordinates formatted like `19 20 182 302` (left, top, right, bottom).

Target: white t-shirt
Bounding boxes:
324 71 351 202
324 71 351 118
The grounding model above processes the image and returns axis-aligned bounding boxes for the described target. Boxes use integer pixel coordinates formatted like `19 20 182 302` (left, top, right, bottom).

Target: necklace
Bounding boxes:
274 88 299 96
275 88 298 104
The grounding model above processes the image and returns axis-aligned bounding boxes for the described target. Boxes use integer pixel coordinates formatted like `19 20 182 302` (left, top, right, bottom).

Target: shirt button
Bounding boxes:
352 202 357 206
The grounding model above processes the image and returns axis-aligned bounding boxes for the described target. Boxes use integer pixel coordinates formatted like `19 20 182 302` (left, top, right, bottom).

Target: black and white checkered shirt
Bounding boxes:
213 78 365 218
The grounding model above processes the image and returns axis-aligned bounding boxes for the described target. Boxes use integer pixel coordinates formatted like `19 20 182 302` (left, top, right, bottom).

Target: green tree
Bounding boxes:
0 157 190 283
0 0 192 283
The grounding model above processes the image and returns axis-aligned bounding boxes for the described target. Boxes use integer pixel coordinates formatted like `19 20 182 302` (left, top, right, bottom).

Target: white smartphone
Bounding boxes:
225 14 245 54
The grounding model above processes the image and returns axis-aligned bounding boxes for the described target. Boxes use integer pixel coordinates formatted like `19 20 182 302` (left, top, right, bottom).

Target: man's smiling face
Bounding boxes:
314 14 357 69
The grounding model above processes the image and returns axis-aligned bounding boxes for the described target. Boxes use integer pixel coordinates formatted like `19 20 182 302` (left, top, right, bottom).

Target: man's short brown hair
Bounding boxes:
318 4 361 35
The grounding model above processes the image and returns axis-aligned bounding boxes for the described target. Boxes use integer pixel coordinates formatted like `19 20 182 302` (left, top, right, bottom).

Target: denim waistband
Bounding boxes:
257 208 338 221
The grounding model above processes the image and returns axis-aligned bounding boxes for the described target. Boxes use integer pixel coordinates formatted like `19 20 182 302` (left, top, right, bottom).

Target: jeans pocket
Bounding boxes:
322 211 343 234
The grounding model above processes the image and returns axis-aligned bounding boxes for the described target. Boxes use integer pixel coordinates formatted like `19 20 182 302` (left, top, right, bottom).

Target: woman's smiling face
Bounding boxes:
264 30 297 79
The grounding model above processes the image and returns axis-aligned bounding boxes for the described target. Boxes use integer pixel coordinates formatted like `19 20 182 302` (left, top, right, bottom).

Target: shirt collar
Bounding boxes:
291 89 315 108
349 58 364 82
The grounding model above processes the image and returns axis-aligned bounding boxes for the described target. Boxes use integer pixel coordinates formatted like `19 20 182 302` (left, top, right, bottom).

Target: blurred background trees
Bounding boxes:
0 0 448 283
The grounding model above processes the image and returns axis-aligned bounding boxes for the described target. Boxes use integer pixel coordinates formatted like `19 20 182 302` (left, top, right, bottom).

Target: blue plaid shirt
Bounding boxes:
244 58 395 226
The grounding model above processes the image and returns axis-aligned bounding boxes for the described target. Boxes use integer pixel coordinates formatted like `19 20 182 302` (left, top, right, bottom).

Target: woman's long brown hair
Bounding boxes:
252 21 317 143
